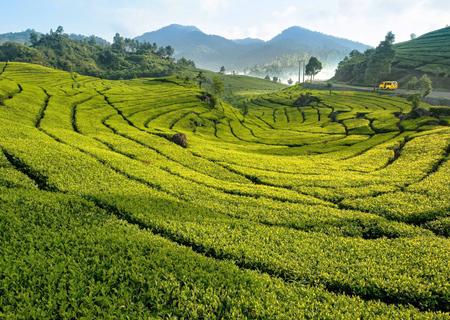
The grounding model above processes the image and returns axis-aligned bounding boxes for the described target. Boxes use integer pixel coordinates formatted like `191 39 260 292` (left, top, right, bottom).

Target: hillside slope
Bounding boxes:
393 26 450 88
0 62 449 318
334 27 450 89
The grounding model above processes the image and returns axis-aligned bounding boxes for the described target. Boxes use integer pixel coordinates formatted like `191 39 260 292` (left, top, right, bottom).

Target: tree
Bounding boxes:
165 45 174 58
177 57 195 68
264 75 270 81
326 82 333 94
112 33 125 51
87 36 97 46
219 66 226 74
212 76 224 96
196 71 207 88
287 78 293 85
272 76 279 83
417 75 432 97
305 57 323 81
407 94 421 109
29 31 39 46
364 32 396 86
407 76 418 90
410 33 417 40
55 26 64 35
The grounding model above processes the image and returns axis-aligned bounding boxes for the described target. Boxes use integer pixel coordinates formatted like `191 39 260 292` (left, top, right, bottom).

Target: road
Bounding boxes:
331 83 450 99
304 83 450 105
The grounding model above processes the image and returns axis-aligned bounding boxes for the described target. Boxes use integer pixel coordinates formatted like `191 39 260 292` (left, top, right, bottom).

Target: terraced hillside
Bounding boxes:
0 62 449 319
393 26 450 88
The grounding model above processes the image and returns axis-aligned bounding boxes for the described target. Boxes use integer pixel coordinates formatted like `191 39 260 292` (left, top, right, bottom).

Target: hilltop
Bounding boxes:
334 27 450 89
0 29 109 46
135 24 370 78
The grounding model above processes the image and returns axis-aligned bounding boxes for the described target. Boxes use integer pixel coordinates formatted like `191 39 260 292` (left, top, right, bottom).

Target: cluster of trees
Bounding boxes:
406 75 433 110
263 56 323 85
264 75 282 83
196 71 224 97
0 26 196 79
406 75 433 97
334 32 396 86
305 57 322 81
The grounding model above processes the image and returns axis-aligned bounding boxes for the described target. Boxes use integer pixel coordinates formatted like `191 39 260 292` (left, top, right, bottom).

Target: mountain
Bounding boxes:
233 38 265 45
135 24 242 70
0 29 109 46
135 24 370 79
334 26 450 89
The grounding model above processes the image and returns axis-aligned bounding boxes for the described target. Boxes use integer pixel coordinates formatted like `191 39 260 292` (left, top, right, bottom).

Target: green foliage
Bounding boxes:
407 76 419 90
196 71 207 88
364 32 396 85
0 27 195 80
407 94 421 109
335 27 450 89
305 56 323 81
0 62 449 318
406 75 433 97
417 75 433 97
326 82 333 94
212 76 224 96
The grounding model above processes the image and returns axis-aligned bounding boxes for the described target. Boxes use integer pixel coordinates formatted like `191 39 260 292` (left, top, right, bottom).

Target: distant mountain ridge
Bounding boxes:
135 24 370 78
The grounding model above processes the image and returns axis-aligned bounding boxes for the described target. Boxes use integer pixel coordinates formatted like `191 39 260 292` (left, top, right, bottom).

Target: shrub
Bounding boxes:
172 133 188 148
407 94 421 109
293 93 321 107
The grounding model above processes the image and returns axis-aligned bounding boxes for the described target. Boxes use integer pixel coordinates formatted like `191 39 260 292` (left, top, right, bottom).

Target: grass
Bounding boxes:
0 62 449 319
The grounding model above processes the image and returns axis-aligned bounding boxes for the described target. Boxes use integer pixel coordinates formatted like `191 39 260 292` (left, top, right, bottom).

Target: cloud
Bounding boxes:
273 5 297 17
197 0 230 14
6 0 450 45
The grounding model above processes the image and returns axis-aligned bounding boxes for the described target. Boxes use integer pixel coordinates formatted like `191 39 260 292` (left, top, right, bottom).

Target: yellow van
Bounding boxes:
379 81 398 90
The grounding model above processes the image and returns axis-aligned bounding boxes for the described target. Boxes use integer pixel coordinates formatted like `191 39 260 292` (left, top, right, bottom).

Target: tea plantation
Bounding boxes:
394 26 450 87
0 62 449 319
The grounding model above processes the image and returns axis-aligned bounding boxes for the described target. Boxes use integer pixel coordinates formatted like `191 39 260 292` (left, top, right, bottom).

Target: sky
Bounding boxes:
1 0 450 46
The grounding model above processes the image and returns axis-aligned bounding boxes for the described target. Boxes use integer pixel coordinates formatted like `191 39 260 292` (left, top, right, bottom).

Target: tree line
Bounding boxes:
334 31 433 96
334 32 396 86
0 26 196 79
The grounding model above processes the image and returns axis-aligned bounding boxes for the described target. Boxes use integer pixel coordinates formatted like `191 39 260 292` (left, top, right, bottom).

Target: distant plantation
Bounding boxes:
394 27 450 87
0 62 449 318
335 27 450 89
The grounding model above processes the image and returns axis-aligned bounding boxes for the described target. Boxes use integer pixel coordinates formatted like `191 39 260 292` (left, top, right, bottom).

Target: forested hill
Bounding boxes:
0 28 196 79
334 27 450 89
0 29 109 46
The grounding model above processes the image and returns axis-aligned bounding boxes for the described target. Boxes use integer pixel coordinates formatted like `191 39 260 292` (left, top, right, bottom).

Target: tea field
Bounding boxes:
0 62 449 319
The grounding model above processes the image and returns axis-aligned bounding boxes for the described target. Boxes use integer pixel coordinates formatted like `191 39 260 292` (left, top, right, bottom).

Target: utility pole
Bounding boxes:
302 60 306 83
298 60 305 84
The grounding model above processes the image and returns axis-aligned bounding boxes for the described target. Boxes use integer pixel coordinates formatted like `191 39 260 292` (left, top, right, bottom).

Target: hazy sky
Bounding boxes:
2 0 450 46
